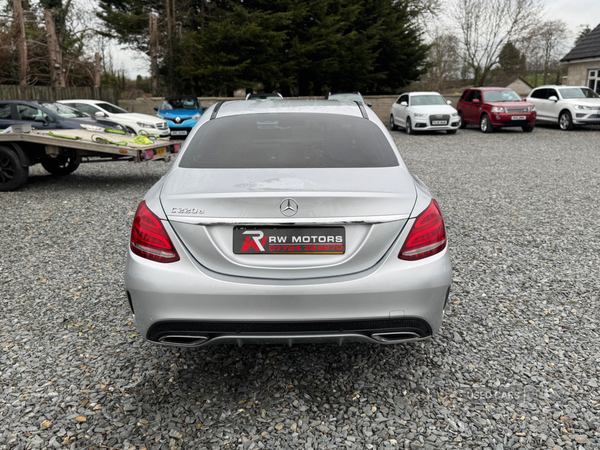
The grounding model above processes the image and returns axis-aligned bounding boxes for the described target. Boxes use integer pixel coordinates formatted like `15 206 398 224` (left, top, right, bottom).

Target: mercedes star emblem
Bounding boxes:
280 198 298 217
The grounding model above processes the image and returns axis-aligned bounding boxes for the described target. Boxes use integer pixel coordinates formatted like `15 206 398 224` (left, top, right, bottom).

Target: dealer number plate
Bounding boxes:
233 227 345 254
432 120 447 125
511 116 526 120
171 130 187 136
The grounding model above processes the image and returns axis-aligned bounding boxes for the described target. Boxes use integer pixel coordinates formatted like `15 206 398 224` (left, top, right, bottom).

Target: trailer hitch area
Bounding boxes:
45 145 62 157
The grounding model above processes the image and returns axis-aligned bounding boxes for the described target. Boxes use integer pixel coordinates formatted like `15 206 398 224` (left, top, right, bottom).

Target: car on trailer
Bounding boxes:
58 99 170 137
0 100 126 134
0 126 179 191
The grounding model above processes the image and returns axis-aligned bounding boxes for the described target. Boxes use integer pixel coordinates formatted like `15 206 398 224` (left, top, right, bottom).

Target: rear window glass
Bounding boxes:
179 113 399 169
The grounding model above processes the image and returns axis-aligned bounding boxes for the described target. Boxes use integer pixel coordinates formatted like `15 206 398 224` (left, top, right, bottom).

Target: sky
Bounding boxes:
113 0 600 80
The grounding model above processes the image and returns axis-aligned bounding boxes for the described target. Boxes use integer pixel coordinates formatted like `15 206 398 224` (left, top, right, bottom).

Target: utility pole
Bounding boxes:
94 52 102 87
149 13 158 95
13 0 27 86
44 10 65 87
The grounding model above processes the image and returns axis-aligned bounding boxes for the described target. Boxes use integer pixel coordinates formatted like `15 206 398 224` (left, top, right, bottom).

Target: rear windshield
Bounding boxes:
179 113 399 169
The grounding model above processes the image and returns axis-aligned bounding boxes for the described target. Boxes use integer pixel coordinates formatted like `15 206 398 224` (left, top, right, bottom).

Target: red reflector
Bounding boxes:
130 201 180 263
399 200 446 261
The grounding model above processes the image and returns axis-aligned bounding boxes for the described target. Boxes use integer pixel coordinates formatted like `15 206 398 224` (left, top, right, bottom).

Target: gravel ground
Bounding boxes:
1 124 599 450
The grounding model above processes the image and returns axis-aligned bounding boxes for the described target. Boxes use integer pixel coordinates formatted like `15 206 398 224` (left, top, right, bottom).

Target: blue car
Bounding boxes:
155 96 203 138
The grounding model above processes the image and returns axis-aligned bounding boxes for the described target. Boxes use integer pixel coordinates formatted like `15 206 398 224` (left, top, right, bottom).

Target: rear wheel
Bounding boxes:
390 115 398 131
405 118 413 135
458 112 467 129
41 155 80 176
0 145 28 191
559 111 575 131
522 126 534 133
480 114 493 133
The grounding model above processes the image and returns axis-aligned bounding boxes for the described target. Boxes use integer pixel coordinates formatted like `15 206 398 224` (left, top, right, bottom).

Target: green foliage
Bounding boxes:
97 0 430 95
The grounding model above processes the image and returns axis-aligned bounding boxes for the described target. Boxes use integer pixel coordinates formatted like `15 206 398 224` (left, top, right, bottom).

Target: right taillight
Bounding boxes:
399 200 447 261
130 201 180 263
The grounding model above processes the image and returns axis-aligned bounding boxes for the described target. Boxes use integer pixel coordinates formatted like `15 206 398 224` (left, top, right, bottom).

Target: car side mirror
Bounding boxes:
472 99 480 104
153 107 158 111
95 111 107 118
367 103 372 108
447 100 452 105
400 101 408 107
548 96 558 102
34 116 48 125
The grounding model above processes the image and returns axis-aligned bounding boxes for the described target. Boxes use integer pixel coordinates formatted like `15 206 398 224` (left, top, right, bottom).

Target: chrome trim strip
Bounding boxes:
167 214 410 225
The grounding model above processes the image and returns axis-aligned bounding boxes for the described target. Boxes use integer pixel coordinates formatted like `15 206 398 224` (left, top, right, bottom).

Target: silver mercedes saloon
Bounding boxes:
125 99 452 348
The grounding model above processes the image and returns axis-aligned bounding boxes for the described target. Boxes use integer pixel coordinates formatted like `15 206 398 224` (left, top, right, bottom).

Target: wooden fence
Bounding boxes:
0 85 118 104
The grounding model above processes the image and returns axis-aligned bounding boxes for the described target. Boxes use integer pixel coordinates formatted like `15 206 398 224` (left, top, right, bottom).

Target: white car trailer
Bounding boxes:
0 127 180 191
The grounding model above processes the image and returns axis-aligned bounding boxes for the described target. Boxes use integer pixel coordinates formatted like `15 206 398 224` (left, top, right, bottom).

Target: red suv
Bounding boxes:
457 88 536 133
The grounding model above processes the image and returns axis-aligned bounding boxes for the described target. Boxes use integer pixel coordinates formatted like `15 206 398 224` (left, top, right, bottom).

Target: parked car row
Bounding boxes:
389 85 600 135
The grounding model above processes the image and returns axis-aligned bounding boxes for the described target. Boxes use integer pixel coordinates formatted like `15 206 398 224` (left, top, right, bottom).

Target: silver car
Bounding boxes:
125 100 452 348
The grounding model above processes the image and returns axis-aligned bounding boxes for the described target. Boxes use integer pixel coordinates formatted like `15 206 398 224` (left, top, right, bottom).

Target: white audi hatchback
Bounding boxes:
390 92 460 134
125 100 452 348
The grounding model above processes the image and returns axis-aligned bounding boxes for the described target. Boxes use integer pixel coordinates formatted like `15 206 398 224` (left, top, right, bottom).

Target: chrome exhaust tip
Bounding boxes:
157 335 209 347
371 331 421 342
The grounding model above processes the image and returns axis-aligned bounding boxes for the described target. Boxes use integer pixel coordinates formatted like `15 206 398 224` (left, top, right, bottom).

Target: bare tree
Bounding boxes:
450 0 544 86
536 20 569 85
422 31 462 91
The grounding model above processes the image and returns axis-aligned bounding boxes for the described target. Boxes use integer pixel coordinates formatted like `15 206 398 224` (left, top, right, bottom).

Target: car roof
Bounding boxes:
532 85 587 89
59 99 106 104
214 99 365 119
467 87 512 91
3 100 48 104
406 91 442 96
164 96 198 100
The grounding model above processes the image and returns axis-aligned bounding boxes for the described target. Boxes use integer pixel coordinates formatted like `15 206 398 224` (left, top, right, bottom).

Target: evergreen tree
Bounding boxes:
97 0 430 95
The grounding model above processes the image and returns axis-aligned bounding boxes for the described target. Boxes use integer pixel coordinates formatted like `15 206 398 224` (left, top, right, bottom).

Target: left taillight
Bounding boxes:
399 199 447 261
130 201 180 263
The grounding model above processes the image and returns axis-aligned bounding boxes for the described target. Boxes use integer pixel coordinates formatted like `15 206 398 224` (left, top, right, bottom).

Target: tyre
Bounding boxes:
0 145 28 191
41 155 80 176
458 112 467 129
405 118 413 135
390 115 398 131
446 129 457 135
559 110 575 131
522 126 534 133
480 114 493 133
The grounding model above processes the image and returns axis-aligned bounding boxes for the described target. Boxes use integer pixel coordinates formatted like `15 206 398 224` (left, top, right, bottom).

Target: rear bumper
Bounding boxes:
125 221 453 347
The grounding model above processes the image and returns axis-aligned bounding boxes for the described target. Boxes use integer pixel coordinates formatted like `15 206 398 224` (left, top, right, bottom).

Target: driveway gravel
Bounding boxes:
1 125 599 450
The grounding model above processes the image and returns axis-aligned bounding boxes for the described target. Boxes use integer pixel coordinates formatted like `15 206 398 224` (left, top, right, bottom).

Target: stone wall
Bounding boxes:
119 94 463 125
565 61 600 86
